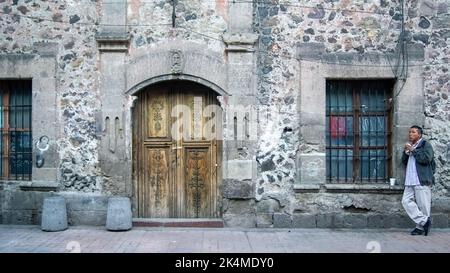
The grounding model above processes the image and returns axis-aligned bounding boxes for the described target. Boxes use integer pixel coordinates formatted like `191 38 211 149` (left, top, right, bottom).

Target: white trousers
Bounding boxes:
402 185 431 228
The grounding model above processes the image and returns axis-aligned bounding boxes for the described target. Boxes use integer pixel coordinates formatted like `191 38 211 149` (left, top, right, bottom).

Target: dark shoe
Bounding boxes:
423 217 431 236
410 228 424 236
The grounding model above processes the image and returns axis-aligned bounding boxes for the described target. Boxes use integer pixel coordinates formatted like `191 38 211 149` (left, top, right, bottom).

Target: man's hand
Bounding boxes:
404 143 413 154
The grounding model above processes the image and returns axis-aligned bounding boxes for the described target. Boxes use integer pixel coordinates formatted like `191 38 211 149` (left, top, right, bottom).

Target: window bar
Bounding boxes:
377 82 383 182
378 83 383 182
387 83 391 182
377 83 381 180
330 82 339 182
327 82 331 183
12 89 14 180
326 82 328 182
330 83 333 183
13 90 16 180
330 85 337 181
387 83 390 182
344 81 348 183
361 82 365 183
15 90 18 180
21 87 24 179
21 91 24 178
372 83 375 182
3 89 10 179
339 82 343 182
377 84 384 182
331 83 334 183
369 83 378 183
336 84 340 182
378 83 382 182
366 81 370 183
24 86 29 180
364 82 367 183
382 83 385 183
375 82 384 183
330 83 332 183
356 82 359 183
18 89 20 179
16 90 19 180
373 82 376 182
348 82 351 183
380 83 384 182
338 83 343 182
0 83 3 180
28 87 32 180
351 82 359 182
384 84 389 183
382 99 385 182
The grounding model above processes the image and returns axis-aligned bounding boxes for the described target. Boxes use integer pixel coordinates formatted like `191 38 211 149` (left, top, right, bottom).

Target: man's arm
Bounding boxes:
412 142 434 164
401 150 409 165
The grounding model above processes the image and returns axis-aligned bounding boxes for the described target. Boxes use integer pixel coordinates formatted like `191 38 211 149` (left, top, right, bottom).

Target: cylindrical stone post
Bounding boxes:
41 196 68 232
106 197 132 231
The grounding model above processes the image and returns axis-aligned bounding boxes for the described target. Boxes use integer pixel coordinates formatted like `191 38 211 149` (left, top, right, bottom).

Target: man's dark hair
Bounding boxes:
410 125 423 135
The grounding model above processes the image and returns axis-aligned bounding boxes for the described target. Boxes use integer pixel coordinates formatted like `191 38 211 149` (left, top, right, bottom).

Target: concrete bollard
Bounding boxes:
106 197 132 231
41 196 68 232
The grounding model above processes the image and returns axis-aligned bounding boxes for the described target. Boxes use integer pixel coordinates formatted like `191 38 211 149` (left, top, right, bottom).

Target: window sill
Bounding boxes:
19 181 60 192
324 183 404 193
293 184 321 192
294 183 404 194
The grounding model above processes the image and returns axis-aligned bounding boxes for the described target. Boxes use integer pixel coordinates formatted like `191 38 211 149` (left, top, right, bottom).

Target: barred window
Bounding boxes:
326 80 393 183
0 80 32 180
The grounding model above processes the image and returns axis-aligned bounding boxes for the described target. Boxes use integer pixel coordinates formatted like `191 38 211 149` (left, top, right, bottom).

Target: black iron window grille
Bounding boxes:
0 80 32 180
326 80 394 183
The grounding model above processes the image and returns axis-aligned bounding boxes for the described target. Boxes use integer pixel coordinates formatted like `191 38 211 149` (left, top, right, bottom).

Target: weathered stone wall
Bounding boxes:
127 0 227 53
0 0 233 225
0 0 104 224
1 0 101 192
254 0 450 228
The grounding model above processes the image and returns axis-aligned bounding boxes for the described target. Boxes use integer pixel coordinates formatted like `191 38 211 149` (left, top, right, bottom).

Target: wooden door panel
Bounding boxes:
183 147 211 218
146 89 171 139
184 91 204 141
179 89 218 142
139 145 174 218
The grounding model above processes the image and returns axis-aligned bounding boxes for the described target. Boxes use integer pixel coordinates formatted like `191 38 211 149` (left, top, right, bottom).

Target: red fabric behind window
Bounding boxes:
330 116 346 138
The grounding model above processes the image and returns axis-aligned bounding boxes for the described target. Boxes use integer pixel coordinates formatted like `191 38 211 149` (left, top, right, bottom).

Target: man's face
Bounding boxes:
408 128 421 143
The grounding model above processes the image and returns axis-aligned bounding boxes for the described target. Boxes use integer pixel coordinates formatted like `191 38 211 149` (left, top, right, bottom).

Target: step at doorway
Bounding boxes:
132 218 224 228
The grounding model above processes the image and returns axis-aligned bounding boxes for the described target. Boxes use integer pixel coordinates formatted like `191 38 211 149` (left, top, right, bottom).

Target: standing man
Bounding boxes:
401 125 436 236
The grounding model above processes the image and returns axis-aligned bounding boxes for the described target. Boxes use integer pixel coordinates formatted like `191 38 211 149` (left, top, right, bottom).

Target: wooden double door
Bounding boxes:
133 82 222 218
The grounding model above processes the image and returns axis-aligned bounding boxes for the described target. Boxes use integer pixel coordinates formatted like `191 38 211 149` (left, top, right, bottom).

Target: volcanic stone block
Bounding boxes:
106 197 132 231
41 196 68 231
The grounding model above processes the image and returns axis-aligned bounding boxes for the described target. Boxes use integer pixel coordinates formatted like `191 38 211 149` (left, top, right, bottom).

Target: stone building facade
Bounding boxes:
0 0 449 228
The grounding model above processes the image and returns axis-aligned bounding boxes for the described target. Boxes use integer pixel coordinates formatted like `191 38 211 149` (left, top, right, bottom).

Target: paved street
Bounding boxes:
0 225 449 253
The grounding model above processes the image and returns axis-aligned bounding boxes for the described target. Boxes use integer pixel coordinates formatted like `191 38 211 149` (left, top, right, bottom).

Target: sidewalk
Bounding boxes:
0 225 449 253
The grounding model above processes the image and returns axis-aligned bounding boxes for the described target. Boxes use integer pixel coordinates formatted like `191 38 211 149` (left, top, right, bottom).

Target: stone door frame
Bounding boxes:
120 41 229 218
